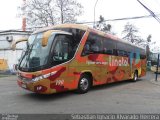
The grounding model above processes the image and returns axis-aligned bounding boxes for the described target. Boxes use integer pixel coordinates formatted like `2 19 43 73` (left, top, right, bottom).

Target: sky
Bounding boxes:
77 0 160 52
0 0 160 51
0 0 22 30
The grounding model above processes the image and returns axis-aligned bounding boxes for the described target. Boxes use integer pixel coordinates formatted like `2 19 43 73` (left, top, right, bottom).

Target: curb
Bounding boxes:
150 79 160 86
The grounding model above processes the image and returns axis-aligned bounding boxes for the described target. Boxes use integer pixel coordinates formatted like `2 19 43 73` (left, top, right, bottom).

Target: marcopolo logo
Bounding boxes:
55 80 64 86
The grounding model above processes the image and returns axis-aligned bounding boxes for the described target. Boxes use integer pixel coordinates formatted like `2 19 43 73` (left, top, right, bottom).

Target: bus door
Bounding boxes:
50 34 75 91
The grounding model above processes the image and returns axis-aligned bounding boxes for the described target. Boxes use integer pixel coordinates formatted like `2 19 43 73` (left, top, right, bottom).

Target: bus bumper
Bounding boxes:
17 79 51 94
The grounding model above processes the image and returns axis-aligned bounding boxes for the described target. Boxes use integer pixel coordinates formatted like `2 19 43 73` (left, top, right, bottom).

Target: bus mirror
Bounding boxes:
41 37 48 47
11 43 16 51
41 31 52 47
13 64 18 71
11 38 28 51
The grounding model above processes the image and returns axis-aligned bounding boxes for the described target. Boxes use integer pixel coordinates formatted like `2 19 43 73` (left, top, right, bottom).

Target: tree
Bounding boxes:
20 0 83 27
56 0 83 24
122 22 141 44
95 15 115 34
122 23 157 60
145 34 157 60
145 35 152 61
147 34 151 42
137 34 155 55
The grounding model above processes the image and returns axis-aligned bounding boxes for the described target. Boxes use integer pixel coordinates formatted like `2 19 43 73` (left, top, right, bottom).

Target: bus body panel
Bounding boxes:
17 54 146 94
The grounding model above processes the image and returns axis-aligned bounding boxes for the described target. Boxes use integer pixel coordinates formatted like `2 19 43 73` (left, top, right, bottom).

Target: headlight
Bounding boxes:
32 71 57 82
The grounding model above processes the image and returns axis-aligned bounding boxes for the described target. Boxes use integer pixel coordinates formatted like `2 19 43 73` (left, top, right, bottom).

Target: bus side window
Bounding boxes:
126 45 135 58
82 33 103 56
116 42 127 57
103 38 116 55
123 51 128 57
117 50 124 56
140 48 146 59
127 52 131 57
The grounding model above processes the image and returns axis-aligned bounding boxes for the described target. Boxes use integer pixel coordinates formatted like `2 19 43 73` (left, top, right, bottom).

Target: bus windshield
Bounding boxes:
18 29 84 72
19 32 53 72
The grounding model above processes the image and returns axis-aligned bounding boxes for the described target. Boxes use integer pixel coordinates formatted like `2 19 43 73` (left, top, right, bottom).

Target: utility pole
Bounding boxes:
137 0 160 24
94 0 99 28
22 0 26 31
155 54 159 81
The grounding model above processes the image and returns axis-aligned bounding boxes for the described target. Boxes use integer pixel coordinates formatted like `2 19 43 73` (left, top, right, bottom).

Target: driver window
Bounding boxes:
52 34 74 65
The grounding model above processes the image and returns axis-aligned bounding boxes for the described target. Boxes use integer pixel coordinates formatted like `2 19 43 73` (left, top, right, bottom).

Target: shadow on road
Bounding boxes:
21 79 144 101
91 79 144 92
22 91 77 101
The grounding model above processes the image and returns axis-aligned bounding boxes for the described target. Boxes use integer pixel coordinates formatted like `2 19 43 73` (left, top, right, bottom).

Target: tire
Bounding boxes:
77 74 91 94
132 71 138 82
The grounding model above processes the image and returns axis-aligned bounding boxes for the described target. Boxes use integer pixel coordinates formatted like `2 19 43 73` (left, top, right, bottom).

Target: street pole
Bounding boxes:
94 0 99 28
155 54 159 81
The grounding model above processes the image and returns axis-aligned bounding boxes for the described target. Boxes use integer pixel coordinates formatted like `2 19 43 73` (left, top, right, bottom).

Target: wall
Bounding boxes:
0 30 32 71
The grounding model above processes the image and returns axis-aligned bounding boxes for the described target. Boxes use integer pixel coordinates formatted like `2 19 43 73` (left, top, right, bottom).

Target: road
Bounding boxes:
0 72 160 114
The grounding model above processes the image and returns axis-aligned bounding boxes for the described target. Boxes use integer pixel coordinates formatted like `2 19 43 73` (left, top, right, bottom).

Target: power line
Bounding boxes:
10 14 160 31
137 0 160 24
77 14 160 24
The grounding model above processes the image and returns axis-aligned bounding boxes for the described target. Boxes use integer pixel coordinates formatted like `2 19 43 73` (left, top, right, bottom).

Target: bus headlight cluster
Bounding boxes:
32 71 57 82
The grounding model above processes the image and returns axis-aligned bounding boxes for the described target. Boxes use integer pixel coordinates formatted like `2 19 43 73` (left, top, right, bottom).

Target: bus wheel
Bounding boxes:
77 74 91 94
133 71 138 82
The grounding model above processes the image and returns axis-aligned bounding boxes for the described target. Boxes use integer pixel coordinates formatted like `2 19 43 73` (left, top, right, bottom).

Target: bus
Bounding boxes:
15 24 146 94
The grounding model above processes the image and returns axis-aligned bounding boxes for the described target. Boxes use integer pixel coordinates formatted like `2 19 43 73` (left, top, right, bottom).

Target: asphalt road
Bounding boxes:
0 72 160 114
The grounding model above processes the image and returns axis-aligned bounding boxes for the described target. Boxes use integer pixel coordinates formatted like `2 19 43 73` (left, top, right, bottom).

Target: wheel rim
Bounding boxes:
80 78 89 91
134 73 137 81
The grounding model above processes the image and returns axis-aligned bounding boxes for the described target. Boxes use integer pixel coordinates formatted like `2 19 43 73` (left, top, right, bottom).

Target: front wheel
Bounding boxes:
77 75 91 94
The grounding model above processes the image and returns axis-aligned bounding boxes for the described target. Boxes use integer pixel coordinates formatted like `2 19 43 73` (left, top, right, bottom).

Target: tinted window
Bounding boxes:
126 45 134 52
116 42 128 57
140 48 146 59
54 28 85 48
103 38 116 55
82 33 103 55
126 45 135 57
51 34 74 65
19 33 53 72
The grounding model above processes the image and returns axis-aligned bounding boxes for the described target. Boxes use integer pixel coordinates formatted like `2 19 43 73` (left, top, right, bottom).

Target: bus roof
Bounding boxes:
33 24 144 50
87 27 144 50
33 24 89 34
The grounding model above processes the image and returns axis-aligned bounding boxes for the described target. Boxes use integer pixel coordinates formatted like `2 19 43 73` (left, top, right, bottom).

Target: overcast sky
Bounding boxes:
0 0 160 51
77 0 160 51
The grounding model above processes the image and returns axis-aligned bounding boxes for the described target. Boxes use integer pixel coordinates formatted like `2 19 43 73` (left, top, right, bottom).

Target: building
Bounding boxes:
0 30 32 71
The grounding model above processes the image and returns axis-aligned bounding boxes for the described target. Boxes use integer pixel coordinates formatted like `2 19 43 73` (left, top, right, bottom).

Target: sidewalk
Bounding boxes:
150 77 160 86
